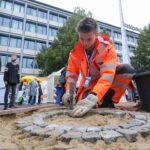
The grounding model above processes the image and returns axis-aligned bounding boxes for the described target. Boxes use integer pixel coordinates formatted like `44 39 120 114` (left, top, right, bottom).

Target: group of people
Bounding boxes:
3 54 43 110
2 17 136 115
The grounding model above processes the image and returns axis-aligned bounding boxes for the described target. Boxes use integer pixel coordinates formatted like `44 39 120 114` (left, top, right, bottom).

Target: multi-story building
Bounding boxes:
0 0 139 76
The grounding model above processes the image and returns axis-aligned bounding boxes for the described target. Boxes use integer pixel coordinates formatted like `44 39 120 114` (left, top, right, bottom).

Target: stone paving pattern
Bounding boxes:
16 109 150 144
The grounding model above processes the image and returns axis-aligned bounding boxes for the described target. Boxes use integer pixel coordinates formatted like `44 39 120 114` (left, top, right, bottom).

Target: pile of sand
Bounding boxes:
0 108 150 150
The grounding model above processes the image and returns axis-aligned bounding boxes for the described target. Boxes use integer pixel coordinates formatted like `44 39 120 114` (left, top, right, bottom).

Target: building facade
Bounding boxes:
0 0 139 76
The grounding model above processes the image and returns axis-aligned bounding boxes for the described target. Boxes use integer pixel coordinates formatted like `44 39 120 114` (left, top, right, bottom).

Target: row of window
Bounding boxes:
114 42 135 52
0 15 58 36
0 35 47 50
0 54 38 69
100 27 137 43
0 0 67 23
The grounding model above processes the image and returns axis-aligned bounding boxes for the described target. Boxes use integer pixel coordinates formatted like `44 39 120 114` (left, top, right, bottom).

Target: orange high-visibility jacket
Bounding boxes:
65 34 117 102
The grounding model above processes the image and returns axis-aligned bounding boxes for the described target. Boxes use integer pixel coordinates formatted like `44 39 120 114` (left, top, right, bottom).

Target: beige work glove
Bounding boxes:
62 91 76 106
71 94 98 117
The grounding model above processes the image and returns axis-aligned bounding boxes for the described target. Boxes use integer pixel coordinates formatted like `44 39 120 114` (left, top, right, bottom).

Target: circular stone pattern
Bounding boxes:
16 109 150 144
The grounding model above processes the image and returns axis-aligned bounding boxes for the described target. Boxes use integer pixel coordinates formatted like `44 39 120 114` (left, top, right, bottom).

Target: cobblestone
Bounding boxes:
116 128 138 142
87 126 102 132
100 130 122 144
82 132 101 143
60 131 82 142
135 114 147 122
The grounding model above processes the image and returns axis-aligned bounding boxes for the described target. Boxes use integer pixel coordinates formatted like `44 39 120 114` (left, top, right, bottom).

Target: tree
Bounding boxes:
131 23 150 72
36 7 92 75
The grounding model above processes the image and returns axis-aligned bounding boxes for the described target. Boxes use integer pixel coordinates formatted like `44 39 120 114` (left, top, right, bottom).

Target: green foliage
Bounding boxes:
131 23 150 72
36 7 92 75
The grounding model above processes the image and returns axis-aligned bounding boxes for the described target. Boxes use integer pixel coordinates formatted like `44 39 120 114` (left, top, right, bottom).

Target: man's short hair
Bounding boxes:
76 17 98 33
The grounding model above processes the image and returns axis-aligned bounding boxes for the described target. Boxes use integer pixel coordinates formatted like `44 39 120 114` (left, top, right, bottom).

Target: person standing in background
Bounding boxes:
3 54 20 110
28 78 38 105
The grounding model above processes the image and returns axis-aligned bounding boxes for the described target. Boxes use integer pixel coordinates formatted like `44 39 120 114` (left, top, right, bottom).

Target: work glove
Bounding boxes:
71 94 98 117
62 91 76 107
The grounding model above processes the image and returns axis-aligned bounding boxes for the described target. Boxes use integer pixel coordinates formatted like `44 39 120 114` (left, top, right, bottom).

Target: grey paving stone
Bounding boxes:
60 131 82 142
72 127 88 132
127 119 145 126
30 127 49 137
119 123 136 129
100 130 122 144
135 115 147 122
129 126 143 132
116 128 138 142
82 132 101 143
32 117 47 127
22 125 39 133
16 122 32 129
102 125 119 131
46 124 59 131
45 129 65 137
44 112 58 118
87 126 102 132
111 111 126 117
32 116 43 121
141 124 150 129
96 111 113 116
56 125 73 132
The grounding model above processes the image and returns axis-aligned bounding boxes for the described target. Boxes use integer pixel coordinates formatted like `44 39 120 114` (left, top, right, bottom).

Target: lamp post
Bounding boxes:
118 0 131 64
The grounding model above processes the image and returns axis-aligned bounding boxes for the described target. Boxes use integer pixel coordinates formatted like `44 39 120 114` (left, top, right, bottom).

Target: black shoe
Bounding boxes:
3 107 7 110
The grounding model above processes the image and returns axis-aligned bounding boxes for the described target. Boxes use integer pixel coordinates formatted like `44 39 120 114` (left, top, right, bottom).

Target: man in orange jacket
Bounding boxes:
62 17 135 117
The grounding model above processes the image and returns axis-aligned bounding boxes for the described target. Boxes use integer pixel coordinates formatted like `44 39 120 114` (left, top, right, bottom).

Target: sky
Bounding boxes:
36 0 150 29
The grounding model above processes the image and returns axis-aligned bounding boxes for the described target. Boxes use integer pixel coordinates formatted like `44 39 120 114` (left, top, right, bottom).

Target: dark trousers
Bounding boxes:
38 95 41 104
4 84 17 108
28 96 36 105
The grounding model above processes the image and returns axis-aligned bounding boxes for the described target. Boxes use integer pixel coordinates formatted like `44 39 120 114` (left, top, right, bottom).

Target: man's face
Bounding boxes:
79 31 96 50
11 54 17 62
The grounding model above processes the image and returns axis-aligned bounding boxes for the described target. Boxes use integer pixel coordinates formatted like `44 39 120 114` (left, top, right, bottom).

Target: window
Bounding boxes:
22 57 34 68
0 0 12 10
3 17 10 27
115 43 122 51
99 27 104 33
0 54 7 66
0 16 10 27
48 43 51 47
127 35 134 43
16 56 20 64
59 15 67 24
34 59 38 69
10 37 22 48
12 19 23 30
37 24 47 35
38 9 47 19
26 22 36 33
0 35 8 46
24 39 36 50
128 46 135 52
114 31 121 39
49 12 58 22
14 3 24 13
27 6 37 16
117 55 122 63
37 41 46 51
49 27 58 37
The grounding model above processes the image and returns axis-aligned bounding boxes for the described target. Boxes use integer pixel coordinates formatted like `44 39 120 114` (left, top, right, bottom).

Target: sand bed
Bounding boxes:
0 107 150 150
